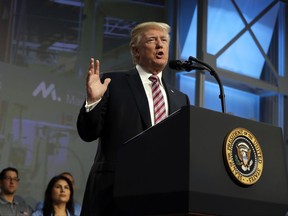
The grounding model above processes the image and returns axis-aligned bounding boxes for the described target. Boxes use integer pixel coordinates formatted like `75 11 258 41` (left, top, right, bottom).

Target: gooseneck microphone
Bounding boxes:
169 56 226 113
168 59 205 71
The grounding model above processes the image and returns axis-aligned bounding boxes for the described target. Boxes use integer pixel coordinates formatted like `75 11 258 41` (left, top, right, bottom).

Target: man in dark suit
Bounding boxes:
77 21 190 216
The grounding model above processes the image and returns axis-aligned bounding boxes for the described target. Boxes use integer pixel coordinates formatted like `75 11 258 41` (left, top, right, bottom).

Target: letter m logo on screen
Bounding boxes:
32 81 61 102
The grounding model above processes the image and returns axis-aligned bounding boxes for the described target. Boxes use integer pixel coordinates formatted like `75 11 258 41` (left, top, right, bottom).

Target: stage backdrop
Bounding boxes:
0 62 97 208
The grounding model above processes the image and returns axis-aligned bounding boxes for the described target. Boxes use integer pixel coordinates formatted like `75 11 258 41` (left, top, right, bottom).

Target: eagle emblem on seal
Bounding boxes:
236 142 253 171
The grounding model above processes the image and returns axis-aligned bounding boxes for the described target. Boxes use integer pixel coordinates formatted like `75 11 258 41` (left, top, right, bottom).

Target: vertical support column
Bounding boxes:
283 4 288 164
277 3 286 130
165 0 179 86
79 0 104 77
195 0 208 108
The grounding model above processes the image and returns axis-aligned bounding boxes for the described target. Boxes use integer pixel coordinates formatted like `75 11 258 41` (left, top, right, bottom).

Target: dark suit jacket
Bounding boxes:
77 68 189 216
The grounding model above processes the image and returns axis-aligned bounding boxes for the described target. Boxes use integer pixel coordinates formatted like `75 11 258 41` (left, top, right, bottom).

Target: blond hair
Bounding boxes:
130 22 171 64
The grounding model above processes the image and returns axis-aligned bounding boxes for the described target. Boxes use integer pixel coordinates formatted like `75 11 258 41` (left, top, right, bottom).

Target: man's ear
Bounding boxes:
132 46 139 56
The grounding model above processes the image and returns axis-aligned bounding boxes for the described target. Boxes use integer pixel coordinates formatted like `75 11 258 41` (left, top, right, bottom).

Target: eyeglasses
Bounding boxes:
3 176 20 182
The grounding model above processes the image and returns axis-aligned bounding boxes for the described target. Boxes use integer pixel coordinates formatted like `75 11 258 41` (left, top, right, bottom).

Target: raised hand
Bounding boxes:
86 58 111 104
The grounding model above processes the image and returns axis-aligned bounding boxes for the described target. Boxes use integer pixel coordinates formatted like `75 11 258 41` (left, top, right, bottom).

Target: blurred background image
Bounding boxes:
0 0 287 208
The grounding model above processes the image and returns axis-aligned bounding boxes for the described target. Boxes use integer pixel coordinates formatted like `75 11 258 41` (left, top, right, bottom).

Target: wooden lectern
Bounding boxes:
114 105 288 216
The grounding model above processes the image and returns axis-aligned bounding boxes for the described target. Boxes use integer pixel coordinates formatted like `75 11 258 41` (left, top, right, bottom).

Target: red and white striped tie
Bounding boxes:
149 75 167 124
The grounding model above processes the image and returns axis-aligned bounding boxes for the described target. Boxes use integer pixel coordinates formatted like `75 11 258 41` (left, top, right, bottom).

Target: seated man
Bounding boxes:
0 167 33 216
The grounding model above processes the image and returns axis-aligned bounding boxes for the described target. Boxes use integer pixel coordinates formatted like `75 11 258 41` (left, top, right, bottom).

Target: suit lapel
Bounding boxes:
163 80 178 114
126 69 152 128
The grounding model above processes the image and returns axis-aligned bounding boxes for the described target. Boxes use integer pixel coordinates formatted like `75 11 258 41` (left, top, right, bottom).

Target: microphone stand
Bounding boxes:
186 56 226 113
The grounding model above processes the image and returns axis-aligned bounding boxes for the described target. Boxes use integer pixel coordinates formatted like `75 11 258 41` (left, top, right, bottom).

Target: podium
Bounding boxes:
114 105 288 216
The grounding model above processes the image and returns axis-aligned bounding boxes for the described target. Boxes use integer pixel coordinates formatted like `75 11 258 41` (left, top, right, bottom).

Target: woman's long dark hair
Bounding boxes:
42 175 75 216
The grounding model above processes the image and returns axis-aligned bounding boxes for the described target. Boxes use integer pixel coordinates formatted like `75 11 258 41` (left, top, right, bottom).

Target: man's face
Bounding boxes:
0 171 19 195
136 28 169 74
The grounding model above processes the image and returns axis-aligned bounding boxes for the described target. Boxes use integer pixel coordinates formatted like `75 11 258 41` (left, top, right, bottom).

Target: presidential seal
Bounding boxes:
223 127 264 186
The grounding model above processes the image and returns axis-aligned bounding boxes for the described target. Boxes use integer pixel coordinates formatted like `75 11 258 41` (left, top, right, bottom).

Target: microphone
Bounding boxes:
168 59 205 71
169 56 226 113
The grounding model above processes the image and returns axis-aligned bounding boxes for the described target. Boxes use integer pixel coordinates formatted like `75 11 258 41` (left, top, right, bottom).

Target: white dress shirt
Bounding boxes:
136 65 168 125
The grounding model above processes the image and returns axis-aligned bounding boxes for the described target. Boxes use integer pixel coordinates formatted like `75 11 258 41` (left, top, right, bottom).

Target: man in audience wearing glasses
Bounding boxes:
0 167 33 216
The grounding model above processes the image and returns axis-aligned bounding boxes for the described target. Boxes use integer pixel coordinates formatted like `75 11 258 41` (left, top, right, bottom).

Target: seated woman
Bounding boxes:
32 175 75 216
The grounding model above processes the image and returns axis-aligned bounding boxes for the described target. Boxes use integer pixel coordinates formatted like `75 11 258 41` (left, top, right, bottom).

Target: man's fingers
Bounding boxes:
94 59 100 75
88 58 94 74
103 78 111 87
